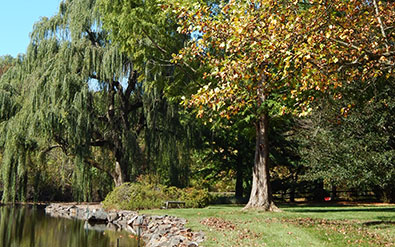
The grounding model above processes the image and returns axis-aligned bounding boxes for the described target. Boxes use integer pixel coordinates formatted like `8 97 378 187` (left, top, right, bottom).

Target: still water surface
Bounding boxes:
0 206 140 247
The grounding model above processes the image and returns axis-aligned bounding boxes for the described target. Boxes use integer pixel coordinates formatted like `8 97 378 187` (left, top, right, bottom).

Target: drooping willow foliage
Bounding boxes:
0 0 197 202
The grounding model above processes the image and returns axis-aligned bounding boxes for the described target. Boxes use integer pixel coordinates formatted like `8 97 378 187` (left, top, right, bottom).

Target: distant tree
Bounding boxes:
300 77 395 202
296 0 394 202
268 115 305 202
189 117 254 198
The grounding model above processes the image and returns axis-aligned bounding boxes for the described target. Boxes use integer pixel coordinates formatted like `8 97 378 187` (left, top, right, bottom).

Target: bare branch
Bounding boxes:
329 38 392 61
329 38 361 51
373 0 389 49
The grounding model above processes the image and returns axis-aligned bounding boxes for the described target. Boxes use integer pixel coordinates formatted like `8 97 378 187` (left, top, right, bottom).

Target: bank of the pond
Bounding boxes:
45 203 205 247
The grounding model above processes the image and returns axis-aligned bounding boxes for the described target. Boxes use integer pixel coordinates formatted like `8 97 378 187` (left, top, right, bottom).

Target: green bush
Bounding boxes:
102 183 165 210
181 187 211 208
102 182 210 210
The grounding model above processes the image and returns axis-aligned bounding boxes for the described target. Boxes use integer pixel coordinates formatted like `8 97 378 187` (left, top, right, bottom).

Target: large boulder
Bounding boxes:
86 209 108 223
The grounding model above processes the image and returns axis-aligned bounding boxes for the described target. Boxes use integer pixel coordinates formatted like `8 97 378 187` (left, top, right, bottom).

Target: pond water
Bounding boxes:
0 206 141 247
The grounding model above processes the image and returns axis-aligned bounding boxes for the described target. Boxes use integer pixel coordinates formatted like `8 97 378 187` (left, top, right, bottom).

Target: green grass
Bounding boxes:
141 203 395 247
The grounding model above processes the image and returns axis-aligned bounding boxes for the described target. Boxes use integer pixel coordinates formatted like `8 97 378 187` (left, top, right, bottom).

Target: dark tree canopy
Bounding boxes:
300 76 395 202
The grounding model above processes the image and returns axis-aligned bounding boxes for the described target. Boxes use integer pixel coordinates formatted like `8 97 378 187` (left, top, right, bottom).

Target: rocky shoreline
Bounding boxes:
45 203 204 247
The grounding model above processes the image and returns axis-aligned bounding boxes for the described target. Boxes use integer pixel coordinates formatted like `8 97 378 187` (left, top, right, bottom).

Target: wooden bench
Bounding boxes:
164 201 186 209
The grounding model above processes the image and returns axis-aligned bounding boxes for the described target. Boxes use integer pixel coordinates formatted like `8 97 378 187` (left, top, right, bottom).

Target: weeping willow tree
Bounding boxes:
0 56 29 202
98 0 201 187
0 0 196 202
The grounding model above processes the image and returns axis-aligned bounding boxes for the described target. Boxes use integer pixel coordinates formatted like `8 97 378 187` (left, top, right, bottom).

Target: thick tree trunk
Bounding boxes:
113 161 126 187
112 148 130 187
244 113 280 211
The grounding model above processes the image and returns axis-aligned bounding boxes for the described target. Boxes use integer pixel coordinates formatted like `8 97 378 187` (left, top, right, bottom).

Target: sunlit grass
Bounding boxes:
142 204 395 247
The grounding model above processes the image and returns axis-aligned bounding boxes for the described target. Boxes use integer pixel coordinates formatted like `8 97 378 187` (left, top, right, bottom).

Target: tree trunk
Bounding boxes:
313 180 324 202
244 113 280 211
289 186 295 203
235 160 244 198
113 161 126 187
290 173 298 202
113 148 130 187
331 185 337 201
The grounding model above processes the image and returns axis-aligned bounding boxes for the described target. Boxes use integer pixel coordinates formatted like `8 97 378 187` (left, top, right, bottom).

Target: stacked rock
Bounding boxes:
45 203 204 247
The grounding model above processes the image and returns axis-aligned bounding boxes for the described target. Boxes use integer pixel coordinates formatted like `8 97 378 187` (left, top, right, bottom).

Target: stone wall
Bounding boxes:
45 204 204 247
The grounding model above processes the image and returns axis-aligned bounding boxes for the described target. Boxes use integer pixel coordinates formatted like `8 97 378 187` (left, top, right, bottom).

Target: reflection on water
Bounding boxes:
0 206 140 247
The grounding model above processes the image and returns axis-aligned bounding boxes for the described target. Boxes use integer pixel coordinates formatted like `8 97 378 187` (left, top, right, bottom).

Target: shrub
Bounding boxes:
102 183 165 210
180 187 211 208
102 183 211 210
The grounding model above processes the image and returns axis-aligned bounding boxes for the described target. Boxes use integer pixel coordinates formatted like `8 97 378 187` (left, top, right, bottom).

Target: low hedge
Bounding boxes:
102 182 210 210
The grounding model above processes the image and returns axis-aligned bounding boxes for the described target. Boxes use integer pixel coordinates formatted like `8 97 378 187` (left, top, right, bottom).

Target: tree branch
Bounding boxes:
328 38 390 61
41 145 63 155
372 0 389 49
141 28 168 54
84 157 115 181
89 139 109 147
329 38 362 51
85 29 100 47
129 101 144 112
125 65 137 98
141 28 197 74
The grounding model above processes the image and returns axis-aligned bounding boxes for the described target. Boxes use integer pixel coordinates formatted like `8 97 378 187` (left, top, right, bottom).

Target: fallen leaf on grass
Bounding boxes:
200 217 236 231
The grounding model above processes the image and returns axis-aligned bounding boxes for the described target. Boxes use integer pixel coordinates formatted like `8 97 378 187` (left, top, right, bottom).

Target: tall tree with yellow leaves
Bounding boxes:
170 0 394 210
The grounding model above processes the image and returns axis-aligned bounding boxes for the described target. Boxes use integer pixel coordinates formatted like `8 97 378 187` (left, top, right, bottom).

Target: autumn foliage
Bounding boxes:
170 0 394 118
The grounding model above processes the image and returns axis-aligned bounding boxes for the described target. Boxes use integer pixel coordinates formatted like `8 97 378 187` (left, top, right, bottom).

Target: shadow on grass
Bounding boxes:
278 202 395 213
363 220 395 226
288 207 395 213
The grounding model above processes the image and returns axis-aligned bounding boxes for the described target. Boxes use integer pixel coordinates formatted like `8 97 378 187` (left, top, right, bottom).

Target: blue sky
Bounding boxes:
0 0 61 57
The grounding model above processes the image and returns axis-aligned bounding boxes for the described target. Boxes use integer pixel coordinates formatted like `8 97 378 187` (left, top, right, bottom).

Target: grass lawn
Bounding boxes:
142 203 395 247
